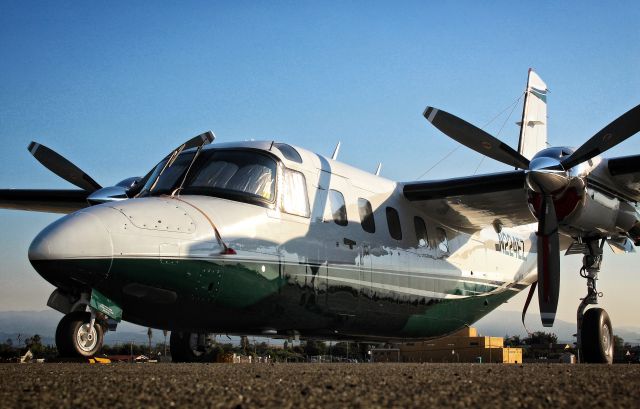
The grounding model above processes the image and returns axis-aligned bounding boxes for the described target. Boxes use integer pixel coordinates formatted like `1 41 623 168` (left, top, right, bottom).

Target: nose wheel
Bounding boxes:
55 311 104 358
576 239 613 364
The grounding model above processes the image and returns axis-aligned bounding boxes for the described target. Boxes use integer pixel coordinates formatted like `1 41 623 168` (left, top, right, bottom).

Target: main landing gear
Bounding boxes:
576 239 613 364
170 332 214 362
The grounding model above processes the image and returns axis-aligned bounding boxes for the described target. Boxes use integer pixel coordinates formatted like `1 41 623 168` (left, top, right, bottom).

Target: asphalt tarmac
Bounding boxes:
1 363 639 409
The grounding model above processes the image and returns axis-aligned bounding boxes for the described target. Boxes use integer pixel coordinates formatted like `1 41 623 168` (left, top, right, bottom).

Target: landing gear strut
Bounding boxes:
576 239 613 364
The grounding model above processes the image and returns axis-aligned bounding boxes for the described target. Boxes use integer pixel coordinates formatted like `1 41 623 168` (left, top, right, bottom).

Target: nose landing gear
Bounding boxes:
50 289 120 359
55 310 105 358
576 239 613 364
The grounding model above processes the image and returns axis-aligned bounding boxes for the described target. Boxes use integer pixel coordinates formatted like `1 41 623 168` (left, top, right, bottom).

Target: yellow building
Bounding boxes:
372 327 522 364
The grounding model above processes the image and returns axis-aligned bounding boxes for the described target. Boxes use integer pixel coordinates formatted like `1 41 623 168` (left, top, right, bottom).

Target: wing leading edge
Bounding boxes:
0 189 90 214
402 170 535 231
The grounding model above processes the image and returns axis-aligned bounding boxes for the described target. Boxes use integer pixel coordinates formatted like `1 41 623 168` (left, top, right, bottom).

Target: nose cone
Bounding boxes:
29 210 114 288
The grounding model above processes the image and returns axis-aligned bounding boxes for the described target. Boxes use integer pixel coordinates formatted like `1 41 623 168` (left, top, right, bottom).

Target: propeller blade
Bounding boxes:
178 131 215 152
537 195 560 327
28 142 102 192
561 104 640 169
161 131 216 166
423 107 531 169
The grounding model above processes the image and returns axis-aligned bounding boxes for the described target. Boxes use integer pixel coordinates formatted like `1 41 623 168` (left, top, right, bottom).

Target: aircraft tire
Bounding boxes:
170 331 206 362
581 308 613 364
55 311 104 358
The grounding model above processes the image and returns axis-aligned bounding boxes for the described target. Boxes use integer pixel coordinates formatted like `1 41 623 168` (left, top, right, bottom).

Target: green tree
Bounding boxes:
0 339 16 360
525 331 557 345
332 342 349 358
304 340 324 356
505 335 522 346
25 334 46 358
613 335 624 353
240 336 250 354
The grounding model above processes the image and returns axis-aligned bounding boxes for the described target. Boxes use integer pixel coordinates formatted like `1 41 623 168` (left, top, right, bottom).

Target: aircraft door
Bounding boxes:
319 172 360 318
359 242 373 302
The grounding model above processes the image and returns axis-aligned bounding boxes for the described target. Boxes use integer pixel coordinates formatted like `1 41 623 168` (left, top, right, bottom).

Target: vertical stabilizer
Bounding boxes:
517 69 548 161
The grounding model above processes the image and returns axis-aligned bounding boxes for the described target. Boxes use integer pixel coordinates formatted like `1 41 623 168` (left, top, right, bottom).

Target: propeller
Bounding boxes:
423 107 531 169
537 195 560 326
423 103 640 328
561 104 640 169
28 142 102 192
27 131 215 196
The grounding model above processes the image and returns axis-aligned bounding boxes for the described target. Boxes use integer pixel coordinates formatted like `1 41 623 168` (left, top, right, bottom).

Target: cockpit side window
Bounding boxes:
281 168 310 217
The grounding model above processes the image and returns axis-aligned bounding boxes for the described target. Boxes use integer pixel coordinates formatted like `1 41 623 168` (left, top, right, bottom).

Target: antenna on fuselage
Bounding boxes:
331 141 341 160
375 162 382 176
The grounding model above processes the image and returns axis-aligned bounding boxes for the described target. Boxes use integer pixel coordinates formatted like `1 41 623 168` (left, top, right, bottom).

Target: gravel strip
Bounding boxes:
1 363 638 408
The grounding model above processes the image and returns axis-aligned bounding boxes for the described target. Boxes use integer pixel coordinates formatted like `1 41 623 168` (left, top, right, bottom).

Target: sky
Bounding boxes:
1 1 639 331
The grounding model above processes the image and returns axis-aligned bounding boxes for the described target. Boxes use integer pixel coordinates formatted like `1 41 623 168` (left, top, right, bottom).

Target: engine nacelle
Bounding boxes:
529 185 638 238
565 188 638 234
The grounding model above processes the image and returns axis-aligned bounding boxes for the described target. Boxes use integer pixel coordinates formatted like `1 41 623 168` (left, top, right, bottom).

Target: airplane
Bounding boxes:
1 69 638 364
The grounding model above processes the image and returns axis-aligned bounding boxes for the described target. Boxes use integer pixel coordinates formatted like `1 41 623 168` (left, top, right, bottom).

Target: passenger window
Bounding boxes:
281 169 310 217
414 216 428 247
436 227 449 253
358 198 375 233
328 190 347 226
386 207 402 240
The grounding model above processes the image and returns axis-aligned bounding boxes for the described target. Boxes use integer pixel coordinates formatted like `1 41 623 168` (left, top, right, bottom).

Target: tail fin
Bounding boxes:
517 69 548 160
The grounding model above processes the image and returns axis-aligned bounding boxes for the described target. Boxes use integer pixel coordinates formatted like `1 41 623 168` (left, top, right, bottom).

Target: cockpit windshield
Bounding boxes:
137 152 196 197
138 149 277 206
183 150 276 202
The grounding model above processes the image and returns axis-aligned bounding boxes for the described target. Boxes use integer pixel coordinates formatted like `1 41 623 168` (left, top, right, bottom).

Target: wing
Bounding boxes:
605 154 640 202
0 189 90 214
402 170 535 231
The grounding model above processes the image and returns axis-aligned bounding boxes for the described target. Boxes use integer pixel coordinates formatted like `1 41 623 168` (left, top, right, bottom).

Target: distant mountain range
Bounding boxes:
475 309 640 344
1 309 639 347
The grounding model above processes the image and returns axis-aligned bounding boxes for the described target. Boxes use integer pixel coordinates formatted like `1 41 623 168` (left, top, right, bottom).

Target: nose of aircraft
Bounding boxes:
29 209 115 288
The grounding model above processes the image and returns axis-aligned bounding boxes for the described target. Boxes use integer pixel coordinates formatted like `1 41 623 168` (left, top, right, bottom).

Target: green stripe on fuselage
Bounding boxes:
400 289 518 337
46 256 522 339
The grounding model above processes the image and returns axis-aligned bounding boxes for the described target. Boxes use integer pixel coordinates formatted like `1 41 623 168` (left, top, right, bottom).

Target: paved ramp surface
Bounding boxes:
1 363 638 408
